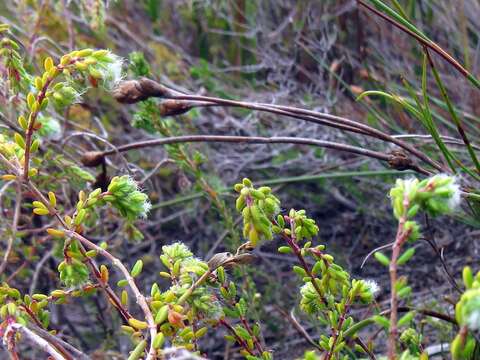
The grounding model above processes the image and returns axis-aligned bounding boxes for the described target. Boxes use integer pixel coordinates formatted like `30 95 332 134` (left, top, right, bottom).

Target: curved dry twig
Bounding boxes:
360 241 395 269
112 78 443 173
101 134 391 162
4 323 65 360
83 134 432 176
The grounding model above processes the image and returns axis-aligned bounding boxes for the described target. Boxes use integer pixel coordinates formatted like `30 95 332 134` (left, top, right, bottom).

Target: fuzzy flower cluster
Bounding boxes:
348 279 379 304
362 279 380 299
161 242 193 261
160 242 209 287
58 258 90 288
160 243 222 318
390 174 461 219
451 265 480 359
400 328 422 356
105 175 151 221
300 282 324 315
86 50 124 89
50 49 123 110
300 278 378 316
50 83 84 110
456 286 480 331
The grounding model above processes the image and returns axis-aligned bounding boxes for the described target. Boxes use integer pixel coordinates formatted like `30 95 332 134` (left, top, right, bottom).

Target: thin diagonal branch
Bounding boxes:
357 0 480 90
102 135 391 162
89 134 432 175
112 78 443 172
4 323 65 360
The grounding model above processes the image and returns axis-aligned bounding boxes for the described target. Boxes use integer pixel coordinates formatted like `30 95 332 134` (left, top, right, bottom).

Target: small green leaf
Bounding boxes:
131 260 143 277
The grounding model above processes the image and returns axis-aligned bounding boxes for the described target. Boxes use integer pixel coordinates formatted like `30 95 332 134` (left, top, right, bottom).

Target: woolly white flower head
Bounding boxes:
441 175 461 211
391 174 462 219
101 53 124 89
88 51 124 90
124 175 139 191
429 174 461 212
162 242 194 260
364 279 380 298
403 178 419 197
458 289 480 331
466 308 480 331
122 176 150 217
105 175 150 220
141 198 152 217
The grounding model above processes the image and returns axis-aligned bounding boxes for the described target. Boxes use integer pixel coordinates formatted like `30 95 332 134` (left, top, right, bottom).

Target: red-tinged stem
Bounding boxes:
240 316 264 355
0 181 22 274
280 229 327 305
326 300 352 360
24 178 133 322
388 194 411 360
219 319 255 356
0 153 154 355
19 305 73 360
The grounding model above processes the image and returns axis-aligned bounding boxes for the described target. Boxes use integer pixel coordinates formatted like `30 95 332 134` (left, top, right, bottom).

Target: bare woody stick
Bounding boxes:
112 78 444 172
81 134 430 175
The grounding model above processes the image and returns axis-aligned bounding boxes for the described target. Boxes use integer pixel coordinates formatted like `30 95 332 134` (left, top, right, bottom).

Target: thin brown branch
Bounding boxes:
355 338 377 360
380 306 457 326
166 94 440 170
274 306 321 351
219 319 255 356
66 230 158 360
357 0 479 88
19 306 76 360
4 323 66 360
98 134 401 168
423 214 461 294
113 78 442 172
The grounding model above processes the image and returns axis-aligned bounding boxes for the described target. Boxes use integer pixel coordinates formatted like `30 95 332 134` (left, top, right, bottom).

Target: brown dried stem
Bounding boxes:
4 322 65 360
87 134 427 174
113 78 443 172
66 231 157 360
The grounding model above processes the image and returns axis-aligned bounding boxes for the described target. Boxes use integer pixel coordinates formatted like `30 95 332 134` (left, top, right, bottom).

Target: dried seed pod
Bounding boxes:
114 77 178 103
80 151 105 167
158 100 193 117
388 150 414 171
